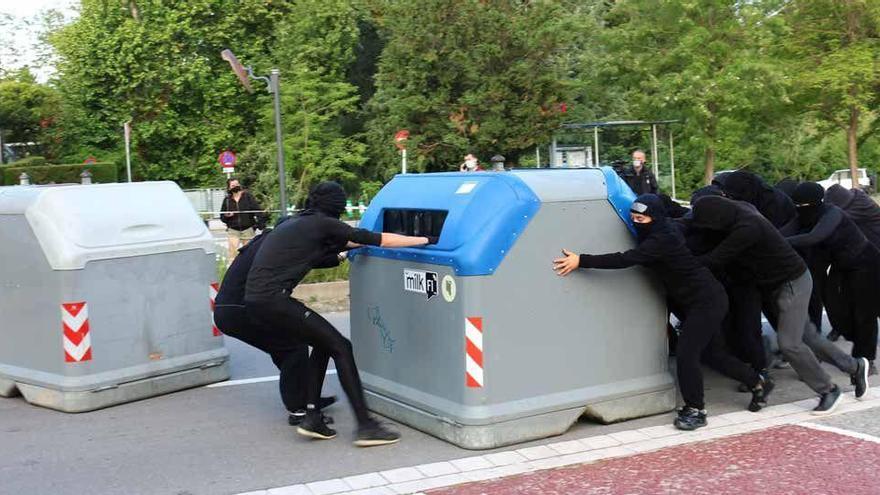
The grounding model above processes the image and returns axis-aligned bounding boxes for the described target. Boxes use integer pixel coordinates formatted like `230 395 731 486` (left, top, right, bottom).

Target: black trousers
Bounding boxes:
247 293 371 424
834 250 880 361
214 304 309 412
701 332 760 389
676 288 729 410
725 283 768 372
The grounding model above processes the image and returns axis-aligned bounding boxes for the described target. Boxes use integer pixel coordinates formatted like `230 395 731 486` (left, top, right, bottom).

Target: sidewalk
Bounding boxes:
241 389 880 495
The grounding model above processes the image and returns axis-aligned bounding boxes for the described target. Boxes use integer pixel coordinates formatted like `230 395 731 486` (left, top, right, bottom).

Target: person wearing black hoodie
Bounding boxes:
824 184 880 350
245 182 435 447
691 196 869 414
554 194 767 430
214 222 337 426
783 182 877 376
720 170 797 229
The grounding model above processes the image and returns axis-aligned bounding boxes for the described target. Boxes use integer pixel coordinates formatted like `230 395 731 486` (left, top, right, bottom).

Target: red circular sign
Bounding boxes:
394 130 409 150
218 150 237 167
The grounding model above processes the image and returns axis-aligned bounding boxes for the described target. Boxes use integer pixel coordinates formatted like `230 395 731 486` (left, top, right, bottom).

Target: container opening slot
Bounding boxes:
382 209 448 237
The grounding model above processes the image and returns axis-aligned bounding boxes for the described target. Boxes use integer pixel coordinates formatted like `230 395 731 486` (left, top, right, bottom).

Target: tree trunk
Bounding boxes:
848 101 860 189
704 147 715 186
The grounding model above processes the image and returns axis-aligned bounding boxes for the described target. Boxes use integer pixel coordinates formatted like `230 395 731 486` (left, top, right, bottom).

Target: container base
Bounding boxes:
365 386 676 450
11 360 229 413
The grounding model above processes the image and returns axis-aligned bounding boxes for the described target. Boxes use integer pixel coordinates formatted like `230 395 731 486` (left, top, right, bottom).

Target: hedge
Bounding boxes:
1 162 118 186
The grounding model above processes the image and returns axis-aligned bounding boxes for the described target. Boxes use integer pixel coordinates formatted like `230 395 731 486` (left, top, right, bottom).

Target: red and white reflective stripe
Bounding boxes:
62 302 92 362
465 317 483 388
210 282 221 336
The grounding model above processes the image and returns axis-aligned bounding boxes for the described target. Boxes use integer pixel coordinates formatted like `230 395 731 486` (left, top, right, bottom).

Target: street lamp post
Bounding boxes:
221 49 288 216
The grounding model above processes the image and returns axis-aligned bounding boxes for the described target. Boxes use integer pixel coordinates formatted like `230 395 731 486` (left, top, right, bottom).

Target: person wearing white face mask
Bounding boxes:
459 153 483 172
624 149 658 195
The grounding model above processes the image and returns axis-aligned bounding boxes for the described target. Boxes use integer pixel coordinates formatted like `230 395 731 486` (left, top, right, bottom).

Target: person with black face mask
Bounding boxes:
823 184 880 349
692 196 869 414
553 194 764 430
783 182 877 377
214 223 336 425
245 182 436 447
720 170 797 228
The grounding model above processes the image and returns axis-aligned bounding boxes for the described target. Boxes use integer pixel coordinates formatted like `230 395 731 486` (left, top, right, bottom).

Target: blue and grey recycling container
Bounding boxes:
349 167 673 449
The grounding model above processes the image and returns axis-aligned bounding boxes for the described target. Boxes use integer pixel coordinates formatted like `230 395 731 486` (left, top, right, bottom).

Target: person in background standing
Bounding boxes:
221 178 267 263
624 149 658 195
460 153 483 172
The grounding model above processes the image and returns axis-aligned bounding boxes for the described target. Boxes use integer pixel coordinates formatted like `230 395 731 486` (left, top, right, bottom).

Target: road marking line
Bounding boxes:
207 369 338 388
799 422 880 444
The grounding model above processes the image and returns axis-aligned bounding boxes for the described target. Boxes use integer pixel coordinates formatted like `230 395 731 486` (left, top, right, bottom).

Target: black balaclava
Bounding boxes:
691 196 740 231
306 181 347 218
824 183 855 210
721 170 761 203
690 184 725 204
775 178 799 199
791 181 825 228
630 193 668 243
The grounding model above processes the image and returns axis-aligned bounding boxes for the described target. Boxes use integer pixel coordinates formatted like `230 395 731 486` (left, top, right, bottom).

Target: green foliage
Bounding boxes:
365 0 586 179
0 69 61 146
48 0 292 187
9 155 47 166
301 262 350 284
2 161 117 186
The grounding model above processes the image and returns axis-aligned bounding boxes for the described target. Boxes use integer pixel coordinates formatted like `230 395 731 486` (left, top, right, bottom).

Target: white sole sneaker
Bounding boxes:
811 393 841 416
353 437 400 447
296 427 336 440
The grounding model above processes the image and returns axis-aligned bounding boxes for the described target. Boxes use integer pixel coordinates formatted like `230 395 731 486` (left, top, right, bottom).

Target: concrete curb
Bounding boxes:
293 281 350 302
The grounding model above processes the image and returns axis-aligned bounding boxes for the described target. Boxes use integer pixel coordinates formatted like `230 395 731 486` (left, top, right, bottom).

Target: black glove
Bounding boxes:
426 236 440 245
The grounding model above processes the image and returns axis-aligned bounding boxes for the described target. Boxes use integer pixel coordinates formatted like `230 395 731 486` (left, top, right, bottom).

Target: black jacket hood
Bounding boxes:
691 196 741 231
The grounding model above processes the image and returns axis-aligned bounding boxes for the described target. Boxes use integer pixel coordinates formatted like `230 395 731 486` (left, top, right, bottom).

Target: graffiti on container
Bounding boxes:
367 306 395 353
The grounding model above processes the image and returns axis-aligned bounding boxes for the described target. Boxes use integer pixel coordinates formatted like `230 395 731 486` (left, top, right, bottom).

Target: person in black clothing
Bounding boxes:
553 194 762 430
775 178 799 198
782 182 877 376
824 184 880 352
245 181 436 447
221 178 267 263
825 184 880 249
719 170 797 228
691 196 869 414
679 186 771 396
214 224 336 425
622 150 659 195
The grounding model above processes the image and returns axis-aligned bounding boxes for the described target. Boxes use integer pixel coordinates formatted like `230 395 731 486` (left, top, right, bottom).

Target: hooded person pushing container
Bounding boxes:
553 194 741 431
244 182 436 446
691 196 869 415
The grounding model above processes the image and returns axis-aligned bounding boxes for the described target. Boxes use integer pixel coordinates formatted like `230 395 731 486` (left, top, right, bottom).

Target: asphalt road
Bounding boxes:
1 313 877 495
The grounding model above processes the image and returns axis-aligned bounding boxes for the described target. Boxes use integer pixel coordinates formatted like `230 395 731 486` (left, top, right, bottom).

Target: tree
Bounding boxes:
364 0 586 179
600 1 791 189
49 0 291 185
781 0 880 189
0 68 61 146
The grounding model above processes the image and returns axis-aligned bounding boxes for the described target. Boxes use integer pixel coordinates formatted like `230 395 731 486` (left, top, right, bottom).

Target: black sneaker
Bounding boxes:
852 357 869 400
297 412 337 440
354 420 400 447
827 330 841 342
748 376 775 412
812 385 842 415
737 382 751 393
673 407 707 431
287 396 338 425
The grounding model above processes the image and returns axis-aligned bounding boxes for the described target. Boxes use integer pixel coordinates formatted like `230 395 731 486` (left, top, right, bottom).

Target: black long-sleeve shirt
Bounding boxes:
826 187 880 249
692 198 805 289
245 211 382 302
221 191 267 231
578 222 723 308
782 205 869 271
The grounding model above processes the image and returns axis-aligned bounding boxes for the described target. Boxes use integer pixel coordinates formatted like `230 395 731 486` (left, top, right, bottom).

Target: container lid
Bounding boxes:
0 182 216 270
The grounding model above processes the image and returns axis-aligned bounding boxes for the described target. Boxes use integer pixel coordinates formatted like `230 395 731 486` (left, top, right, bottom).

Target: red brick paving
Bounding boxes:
429 426 880 495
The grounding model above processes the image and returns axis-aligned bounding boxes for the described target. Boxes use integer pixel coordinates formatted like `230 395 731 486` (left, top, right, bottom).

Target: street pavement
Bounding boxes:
1 313 878 495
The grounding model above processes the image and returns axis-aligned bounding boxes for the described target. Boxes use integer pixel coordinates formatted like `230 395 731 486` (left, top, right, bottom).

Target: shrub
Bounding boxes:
2 162 117 185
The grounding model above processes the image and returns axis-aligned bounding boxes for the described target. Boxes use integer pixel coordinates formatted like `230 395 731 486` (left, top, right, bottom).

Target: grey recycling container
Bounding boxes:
349 167 674 449
0 181 229 412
